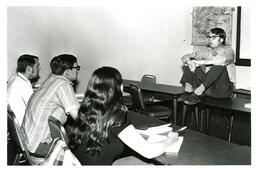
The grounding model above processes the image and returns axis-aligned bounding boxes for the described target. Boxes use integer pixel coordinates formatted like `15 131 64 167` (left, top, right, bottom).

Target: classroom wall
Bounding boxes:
7 6 251 94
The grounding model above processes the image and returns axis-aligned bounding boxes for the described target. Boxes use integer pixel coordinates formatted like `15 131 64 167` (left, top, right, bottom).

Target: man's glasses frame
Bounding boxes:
207 35 220 39
70 65 80 71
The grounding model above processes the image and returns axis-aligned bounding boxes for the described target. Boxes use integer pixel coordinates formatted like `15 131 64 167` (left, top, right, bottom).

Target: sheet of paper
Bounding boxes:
147 123 171 130
165 136 183 155
244 103 251 109
146 134 168 143
137 124 172 136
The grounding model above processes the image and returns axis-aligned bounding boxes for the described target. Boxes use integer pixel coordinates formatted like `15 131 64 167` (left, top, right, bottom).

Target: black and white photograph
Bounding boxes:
1 0 255 169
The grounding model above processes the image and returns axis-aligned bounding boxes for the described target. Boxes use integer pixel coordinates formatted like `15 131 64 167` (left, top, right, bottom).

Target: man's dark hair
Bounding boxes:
210 27 226 45
17 54 38 73
50 54 77 75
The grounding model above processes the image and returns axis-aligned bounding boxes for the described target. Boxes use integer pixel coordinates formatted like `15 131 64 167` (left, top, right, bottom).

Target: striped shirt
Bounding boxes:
22 74 80 153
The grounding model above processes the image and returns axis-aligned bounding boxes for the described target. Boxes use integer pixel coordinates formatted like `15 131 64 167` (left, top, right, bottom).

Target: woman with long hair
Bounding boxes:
68 66 177 165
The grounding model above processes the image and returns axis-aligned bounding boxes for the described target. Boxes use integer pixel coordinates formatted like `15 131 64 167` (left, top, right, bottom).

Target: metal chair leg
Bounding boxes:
182 104 187 126
205 108 210 134
200 108 204 132
228 114 234 142
195 106 199 131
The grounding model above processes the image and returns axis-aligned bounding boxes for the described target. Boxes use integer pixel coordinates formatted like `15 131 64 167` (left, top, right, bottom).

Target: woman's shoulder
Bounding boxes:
111 111 131 135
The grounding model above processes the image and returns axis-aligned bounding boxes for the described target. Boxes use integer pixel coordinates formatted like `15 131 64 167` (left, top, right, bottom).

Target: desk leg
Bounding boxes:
206 108 210 134
195 106 199 131
200 107 204 132
173 97 177 125
228 114 234 142
182 104 187 126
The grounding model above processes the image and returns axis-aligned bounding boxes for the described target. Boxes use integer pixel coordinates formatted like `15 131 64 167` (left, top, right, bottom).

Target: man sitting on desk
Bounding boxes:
178 27 236 105
22 54 80 158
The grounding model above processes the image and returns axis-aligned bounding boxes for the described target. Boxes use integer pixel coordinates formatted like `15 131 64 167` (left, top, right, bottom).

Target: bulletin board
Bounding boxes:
192 6 233 46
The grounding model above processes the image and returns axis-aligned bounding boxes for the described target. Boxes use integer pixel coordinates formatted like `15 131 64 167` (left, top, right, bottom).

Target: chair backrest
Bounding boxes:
7 111 32 165
129 83 145 112
48 116 82 166
141 74 156 84
48 116 69 145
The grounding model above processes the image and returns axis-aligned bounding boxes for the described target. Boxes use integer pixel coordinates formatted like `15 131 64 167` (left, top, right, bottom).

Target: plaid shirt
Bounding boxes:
22 74 80 153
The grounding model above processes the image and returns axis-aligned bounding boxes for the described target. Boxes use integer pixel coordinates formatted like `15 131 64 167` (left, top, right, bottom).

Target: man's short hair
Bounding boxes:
210 27 226 45
17 54 39 73
50 54 77 75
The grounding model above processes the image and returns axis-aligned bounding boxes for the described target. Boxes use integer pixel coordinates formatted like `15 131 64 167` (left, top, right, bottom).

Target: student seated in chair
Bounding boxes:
7 54 41 125
178 27 235 105
22 54 80 157
68 66 178 165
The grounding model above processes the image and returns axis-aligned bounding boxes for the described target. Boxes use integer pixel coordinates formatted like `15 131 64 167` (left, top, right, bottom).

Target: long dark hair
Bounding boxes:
68 66 127 156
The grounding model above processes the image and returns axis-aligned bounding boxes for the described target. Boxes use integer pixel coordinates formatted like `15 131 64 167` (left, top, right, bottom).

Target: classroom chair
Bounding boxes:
129 83 171 120
7 111 57 165
48 116 69 145
141 74 156 104
48 116 81 165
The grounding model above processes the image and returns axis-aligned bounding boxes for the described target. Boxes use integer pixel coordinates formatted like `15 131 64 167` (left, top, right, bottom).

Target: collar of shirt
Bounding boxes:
17 72 31 84
51 74 74 86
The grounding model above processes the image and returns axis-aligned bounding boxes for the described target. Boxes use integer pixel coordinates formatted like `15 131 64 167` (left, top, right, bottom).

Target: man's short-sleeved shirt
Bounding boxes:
22 74 80 153
7 72 34 125
199 46 236 84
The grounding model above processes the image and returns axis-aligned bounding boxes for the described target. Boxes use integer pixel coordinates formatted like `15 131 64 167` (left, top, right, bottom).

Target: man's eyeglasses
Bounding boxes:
70 65 80 71
207 35 220 39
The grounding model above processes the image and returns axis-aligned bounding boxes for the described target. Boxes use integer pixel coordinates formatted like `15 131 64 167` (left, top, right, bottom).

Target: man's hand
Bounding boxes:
193 60 206 66
187 60 197 72
182 52 200 65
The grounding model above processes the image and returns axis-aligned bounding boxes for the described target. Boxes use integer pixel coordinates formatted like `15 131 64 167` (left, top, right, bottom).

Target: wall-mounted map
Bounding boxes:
192 7 233 45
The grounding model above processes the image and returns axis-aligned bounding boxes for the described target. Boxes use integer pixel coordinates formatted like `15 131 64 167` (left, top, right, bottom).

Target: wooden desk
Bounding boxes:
123 79 184 125
233 88 251 98
200 96 251 113
155 128 251 165
198 97 251 142
127 111 251 165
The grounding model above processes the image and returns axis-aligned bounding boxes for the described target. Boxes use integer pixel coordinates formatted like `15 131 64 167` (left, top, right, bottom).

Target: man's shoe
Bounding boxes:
184 92 201 105
177 92 192 102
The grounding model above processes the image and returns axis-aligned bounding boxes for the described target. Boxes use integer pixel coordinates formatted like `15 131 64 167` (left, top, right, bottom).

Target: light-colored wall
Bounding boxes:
7 6 251 94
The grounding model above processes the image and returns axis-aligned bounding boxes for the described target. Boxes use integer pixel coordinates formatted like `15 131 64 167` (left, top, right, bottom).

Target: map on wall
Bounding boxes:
192 7 233 45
